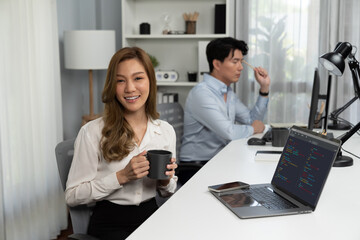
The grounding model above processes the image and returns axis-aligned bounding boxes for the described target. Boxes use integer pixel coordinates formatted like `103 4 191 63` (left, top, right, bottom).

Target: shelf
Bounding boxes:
125 34 228 40
156 81 198 87
121 0 234 106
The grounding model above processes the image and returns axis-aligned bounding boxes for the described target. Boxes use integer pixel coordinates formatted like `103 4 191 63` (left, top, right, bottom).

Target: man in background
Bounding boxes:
179 37 270 183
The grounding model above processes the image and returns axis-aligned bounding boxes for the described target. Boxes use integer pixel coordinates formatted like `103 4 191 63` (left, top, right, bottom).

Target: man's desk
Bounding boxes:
128 135 360 240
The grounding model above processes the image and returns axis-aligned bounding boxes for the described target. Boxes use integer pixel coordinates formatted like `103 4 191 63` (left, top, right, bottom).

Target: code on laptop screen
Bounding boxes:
272 129 339 208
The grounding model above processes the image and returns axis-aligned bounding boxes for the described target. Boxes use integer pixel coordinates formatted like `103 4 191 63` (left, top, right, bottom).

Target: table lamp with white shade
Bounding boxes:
64 30 116 124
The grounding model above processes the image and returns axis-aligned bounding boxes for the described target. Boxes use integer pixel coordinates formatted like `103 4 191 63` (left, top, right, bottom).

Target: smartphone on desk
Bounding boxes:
208 181 250 193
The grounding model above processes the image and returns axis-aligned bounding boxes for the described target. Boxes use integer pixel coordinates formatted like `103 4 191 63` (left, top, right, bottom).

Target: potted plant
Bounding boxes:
148 54 159 69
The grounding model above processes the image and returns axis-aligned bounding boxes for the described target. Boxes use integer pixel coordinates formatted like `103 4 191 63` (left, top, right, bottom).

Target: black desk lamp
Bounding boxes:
320 42 360 129
319 42 360 167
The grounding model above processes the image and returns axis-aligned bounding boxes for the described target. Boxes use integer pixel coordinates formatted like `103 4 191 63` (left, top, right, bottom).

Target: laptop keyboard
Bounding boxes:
244 187 297 210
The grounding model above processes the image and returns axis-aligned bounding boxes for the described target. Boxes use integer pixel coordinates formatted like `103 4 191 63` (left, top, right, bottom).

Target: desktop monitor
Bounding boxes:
308 69 321 130
308 68 331 133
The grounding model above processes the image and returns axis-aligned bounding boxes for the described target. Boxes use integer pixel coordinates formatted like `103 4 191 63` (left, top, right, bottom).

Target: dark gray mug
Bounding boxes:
147 150 172 180
271 128 290 147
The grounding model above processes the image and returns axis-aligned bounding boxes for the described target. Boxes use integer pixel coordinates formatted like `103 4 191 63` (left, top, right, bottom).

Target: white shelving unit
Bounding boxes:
121 0 234 106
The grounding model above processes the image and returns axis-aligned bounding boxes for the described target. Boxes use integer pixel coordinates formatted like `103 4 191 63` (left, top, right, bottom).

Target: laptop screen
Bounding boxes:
271 126 340 209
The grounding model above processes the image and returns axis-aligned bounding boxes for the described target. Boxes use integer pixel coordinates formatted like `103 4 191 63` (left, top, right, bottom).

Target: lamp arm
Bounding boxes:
339 121 360 145
330 96 358 119
348 57 360 97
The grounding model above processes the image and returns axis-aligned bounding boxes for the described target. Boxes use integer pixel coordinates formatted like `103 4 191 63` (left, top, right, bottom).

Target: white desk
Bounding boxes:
128 134 360 240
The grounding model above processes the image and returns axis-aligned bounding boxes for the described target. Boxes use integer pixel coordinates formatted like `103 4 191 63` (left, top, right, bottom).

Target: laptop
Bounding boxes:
210 126 341 219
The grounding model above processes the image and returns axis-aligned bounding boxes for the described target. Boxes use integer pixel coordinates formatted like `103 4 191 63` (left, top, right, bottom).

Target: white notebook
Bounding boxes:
254 150 282 162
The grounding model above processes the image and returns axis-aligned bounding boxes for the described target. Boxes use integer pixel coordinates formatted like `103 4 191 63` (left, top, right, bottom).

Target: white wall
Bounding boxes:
57 0 122 140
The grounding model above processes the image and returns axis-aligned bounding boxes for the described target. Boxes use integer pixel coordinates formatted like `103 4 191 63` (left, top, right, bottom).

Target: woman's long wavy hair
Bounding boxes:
101 47 159 162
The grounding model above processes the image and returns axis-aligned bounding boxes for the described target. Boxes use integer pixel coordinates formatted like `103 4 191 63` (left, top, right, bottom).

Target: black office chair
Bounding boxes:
157 103 203 186
55 138 99 240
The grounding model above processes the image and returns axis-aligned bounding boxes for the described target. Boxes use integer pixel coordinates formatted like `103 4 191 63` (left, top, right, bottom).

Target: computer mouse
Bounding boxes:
247 137 266 146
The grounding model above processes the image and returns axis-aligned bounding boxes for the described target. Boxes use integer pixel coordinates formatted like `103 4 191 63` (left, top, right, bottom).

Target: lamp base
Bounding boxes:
328 121 351 130
82 114 101 125
333 155 353 167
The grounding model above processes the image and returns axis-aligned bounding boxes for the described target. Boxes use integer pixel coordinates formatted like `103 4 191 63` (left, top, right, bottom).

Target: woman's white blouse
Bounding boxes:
65 117 178 207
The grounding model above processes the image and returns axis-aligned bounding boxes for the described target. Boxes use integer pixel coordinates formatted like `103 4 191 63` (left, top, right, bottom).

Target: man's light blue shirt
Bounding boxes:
179 74 269 162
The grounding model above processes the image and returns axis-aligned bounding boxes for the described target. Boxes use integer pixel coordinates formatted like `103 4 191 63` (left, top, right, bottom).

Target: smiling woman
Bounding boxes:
65 47 178 239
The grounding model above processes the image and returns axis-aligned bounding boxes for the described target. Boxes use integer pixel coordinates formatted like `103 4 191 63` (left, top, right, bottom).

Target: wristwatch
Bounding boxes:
259 90 269 96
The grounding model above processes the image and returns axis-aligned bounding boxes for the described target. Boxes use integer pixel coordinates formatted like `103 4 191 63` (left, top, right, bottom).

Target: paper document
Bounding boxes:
254 150 282 162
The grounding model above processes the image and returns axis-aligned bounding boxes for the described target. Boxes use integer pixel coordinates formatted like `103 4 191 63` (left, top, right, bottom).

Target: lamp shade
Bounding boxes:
319 42 352 76
64 30 116 70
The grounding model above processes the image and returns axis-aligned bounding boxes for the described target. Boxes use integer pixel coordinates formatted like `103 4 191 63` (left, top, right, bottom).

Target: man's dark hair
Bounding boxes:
206 37 248 72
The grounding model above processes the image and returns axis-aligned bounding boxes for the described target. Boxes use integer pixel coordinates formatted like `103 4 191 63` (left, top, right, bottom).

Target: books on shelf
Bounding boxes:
157 92 179 104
